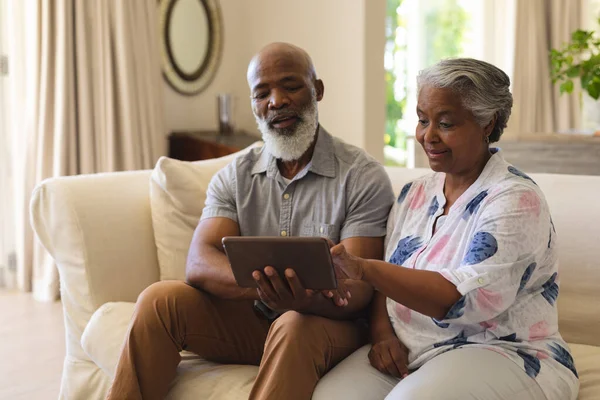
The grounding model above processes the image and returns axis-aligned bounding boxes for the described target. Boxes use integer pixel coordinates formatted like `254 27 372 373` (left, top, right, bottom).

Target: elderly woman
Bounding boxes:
328 59 579 400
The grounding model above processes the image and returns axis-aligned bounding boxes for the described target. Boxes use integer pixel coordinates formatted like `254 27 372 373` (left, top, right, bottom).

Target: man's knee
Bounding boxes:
267 311 326 344
135 280 208 317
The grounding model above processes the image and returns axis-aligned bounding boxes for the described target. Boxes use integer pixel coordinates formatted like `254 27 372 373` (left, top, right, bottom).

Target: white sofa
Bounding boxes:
31 155 600 399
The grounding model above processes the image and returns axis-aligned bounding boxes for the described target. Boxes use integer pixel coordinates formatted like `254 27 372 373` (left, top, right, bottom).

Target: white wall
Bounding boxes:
163 0 386 161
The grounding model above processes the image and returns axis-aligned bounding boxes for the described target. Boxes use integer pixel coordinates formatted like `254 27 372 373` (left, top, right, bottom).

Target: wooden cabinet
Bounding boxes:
168 131 260 161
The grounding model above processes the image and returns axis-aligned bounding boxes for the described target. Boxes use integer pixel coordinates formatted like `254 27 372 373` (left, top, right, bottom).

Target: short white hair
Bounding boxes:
417 58 513 142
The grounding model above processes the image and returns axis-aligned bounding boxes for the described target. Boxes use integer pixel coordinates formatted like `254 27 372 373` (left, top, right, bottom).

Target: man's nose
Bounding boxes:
268 89 290 110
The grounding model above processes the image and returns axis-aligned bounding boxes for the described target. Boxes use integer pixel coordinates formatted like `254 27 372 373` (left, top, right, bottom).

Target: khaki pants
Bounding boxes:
107 281 367 400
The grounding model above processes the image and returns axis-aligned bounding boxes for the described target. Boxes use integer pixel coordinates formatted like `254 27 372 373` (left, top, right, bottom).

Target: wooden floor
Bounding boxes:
0 291 64 400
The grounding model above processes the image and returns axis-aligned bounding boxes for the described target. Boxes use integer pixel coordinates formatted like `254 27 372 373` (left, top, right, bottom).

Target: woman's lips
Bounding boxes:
426 149 449 159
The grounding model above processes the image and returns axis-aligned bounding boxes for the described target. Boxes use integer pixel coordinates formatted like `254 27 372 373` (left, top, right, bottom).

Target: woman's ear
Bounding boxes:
484 114 498 137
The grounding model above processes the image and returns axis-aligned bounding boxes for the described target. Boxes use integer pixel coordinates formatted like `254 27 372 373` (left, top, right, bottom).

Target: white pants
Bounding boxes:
313 345 546 400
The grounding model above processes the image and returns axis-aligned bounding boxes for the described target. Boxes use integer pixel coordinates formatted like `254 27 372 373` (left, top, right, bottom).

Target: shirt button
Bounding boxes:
281 230 287 237
283 193 290 200
478 278 485 284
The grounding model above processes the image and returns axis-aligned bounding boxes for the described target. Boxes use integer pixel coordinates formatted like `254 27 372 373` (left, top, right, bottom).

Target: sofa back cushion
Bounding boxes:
149 143 261 281
385 167 600 347
533 173 600 347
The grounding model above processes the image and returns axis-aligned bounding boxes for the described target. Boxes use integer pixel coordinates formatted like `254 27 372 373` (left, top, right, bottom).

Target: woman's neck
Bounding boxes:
443 151 492 211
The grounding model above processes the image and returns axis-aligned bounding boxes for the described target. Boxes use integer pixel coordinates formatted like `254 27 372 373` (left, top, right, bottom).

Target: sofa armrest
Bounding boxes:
30 170 159 357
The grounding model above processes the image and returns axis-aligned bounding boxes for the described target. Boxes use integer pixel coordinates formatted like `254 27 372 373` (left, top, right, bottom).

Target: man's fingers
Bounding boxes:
257 288 275 309
253 270 278 303
284 269 306 298
264 267 292 300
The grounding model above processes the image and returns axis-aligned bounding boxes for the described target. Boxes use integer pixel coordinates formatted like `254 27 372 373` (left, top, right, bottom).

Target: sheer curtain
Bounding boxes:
7 0 165 301
510 0 582 135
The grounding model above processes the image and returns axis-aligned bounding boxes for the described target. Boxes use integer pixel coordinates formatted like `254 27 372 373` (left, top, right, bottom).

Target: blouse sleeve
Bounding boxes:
436 186 552 325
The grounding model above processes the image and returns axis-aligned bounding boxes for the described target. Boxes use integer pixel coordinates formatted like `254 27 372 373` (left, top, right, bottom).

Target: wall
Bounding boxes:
163 0 386 161
163 0 250 133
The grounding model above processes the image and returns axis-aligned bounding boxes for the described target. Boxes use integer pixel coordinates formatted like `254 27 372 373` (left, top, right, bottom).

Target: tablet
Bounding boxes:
222 236 337 290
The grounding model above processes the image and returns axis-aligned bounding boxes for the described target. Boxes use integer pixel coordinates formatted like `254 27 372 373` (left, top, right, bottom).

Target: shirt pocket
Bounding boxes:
300 222 340 243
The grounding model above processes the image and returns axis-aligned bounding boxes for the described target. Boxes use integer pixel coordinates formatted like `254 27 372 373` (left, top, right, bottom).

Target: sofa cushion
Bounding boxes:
81 302 599 399
150 143 261 281
571 343 600 400
81 301 259 399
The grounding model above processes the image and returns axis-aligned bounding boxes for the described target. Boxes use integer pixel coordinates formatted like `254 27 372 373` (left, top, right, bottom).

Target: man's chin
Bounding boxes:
268 122 300 136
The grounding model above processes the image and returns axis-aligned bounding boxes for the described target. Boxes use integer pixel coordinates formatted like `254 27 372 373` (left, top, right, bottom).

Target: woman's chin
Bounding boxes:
427 159 448 172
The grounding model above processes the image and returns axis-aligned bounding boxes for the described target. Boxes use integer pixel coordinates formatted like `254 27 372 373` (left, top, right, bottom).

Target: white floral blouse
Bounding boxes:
384 149 579 400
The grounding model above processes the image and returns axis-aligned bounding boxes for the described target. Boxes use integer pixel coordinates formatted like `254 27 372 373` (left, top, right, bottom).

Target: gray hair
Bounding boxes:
416 58 513 143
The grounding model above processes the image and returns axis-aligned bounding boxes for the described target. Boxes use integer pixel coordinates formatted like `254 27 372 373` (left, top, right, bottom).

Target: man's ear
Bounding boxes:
315 79 325 101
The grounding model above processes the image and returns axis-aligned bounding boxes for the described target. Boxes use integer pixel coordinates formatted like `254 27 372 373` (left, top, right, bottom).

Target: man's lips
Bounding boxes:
269 115 299 129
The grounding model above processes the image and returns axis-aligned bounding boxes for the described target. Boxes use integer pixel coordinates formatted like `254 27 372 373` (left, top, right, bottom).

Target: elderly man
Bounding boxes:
107 42 394 400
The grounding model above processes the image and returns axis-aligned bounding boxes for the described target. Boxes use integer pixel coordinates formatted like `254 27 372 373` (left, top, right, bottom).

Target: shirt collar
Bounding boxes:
250 125 336 179
434 148 506 211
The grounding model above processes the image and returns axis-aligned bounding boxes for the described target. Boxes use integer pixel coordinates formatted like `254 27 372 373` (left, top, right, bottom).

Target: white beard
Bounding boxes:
255 98 319 161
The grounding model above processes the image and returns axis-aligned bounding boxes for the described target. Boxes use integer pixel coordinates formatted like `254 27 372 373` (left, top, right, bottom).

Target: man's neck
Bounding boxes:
278 129 319 180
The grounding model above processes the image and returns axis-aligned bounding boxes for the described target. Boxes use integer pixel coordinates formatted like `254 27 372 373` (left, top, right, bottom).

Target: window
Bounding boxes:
385 0 515 167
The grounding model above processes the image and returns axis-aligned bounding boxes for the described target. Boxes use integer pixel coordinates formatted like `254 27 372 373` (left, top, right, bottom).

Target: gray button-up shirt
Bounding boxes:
201 126 394 243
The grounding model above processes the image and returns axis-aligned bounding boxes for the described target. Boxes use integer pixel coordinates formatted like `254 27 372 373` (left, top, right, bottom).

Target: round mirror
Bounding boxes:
159 0 223 95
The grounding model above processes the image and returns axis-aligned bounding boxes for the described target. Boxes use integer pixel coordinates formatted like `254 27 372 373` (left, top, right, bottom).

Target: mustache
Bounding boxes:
265 110 301 125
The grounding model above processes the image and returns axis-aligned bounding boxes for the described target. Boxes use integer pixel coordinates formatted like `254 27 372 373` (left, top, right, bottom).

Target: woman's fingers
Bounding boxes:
389 341 410 378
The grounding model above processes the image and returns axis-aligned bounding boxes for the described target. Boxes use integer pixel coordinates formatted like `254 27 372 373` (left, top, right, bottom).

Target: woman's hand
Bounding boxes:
330 243 366 281
369 335 410 379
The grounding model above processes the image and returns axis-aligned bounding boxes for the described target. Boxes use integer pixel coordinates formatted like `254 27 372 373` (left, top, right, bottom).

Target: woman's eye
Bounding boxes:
439 122 453 129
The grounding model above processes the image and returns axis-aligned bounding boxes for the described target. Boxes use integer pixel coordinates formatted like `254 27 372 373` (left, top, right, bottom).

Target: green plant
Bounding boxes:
550 21 600 99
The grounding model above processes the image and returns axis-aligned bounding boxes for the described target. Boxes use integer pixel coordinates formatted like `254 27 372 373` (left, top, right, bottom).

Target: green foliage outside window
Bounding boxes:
424 0 468 66
385 0 405 149
385 0 468 155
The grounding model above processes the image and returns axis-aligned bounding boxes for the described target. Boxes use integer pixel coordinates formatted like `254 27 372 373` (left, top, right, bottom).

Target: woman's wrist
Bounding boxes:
359 258 372 282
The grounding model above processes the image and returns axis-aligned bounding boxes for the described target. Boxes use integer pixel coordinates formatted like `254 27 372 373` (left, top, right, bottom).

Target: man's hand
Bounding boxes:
369 335 410 379
253 267 322 312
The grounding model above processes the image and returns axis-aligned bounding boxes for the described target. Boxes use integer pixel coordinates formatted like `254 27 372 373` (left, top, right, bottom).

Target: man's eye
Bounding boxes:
439 122 453 129
286 86 301 92
253 93 268 100
418 119 429 126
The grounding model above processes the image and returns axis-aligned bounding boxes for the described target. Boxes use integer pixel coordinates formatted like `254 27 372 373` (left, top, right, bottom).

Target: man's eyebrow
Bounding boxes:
278 76 302 84
251 82 268 92
251 75 303 92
